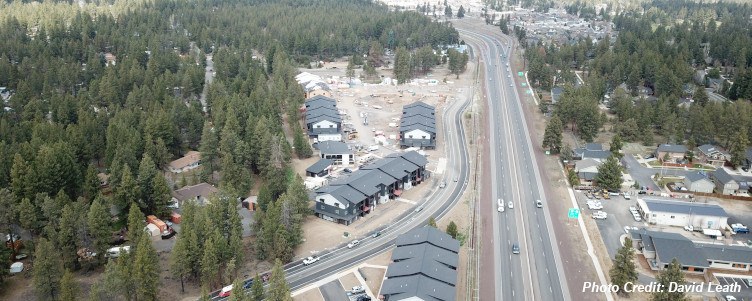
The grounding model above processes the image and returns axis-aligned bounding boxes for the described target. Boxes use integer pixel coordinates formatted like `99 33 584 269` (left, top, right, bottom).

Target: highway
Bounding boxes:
455 21 570 301
208 51 474 300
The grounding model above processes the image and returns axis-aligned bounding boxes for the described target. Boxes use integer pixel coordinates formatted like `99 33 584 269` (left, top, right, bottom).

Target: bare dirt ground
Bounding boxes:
293 287 324 301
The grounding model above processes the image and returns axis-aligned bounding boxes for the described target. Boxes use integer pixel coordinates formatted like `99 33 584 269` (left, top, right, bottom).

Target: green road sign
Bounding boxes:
568 208 580 218
518 72 524 76
545 150 550 155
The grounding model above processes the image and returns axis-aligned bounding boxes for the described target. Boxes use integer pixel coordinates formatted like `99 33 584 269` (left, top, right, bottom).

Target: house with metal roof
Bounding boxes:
380 226 459 301
711 168 739 195
311 151 429 225
316 141 354 166
682 171 714 193
400 101 436 149
696 144 728 167
636 198 728 230
306 158 333 178
304 96 342 142
656 144 688 163
629 228 752 273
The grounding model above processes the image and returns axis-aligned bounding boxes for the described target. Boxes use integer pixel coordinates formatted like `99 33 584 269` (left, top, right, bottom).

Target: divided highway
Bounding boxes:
456 23 570 301
209 56 474 300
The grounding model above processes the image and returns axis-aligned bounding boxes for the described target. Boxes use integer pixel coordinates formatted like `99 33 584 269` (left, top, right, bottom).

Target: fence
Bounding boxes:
667 184 752 201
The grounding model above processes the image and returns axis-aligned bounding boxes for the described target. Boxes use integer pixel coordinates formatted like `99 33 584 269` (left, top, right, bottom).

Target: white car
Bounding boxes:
592 211 607 219
684 225 694 232
347 240 360 249
508 201 514 209
536 200 542 208
632 213 642 221
497 199 505 212
624 226 638 234
303 256 320 266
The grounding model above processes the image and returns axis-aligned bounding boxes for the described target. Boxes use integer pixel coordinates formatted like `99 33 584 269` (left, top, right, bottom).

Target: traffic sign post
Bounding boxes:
518 72 524 76
568 208 580 219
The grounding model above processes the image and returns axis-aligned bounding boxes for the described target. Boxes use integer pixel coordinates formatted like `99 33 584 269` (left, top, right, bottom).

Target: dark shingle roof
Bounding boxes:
657 144 688 153
306 158 333 174
396 226 460 254
386 257 457 285
698 144 722 156
317 141 352 154
579 171 598 181
403 101 434 111
684 171 711 184
712 168 737 185
391 243 459 269
584 143 603 151
396 151 429 167
380 275 456 301
629 228 752 268
643 198 728 217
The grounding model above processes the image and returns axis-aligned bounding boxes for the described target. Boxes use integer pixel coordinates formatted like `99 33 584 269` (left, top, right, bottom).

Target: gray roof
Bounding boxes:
575 158 600 171
401 115 436 134
317 141 352 155
642 198 728 217
331 169 386 196
395 151 429 167
380 275 456 301
403 101 435 111
551 87 563 101
172 183 220 202
573 148 612 160
361 157 418 180
391 243 459 269
657 144 688 153
306 158 333 174
684 171 711 184
712 168 737 185
579 171 598 181
386 256 457 286
305 95 336 104
630 228 752 268
396 226 460 254
697 144 724 156
305 97 336 108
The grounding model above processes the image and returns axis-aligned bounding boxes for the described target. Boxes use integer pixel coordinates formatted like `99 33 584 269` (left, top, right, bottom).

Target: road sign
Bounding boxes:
545 150 550 155
518 72 524 76
521 83 526 86
568 208 580 218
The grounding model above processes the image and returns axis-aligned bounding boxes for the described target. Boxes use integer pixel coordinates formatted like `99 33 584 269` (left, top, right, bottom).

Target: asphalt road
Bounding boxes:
207 52 474 300
456 24 568 301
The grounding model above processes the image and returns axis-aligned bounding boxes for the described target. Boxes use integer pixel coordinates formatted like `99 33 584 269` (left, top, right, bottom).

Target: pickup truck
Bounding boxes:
303 256 320 265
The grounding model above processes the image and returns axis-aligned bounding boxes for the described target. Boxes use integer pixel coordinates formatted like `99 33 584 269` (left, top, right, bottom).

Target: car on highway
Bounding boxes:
372 231 381 238
498 199 504 212
453 176 458 182
303 256 320 266
512 243 520 254
219 284 233 297
439 182 446 188
414 205 423 212
347 240 360 249
508 201 514 209
261 272 270 282
536 200 542 208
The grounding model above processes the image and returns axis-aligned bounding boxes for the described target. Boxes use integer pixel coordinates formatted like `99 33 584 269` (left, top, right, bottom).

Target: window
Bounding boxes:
320 204 325 209
652 214 657 217
317 125 321 128
422 136 426 139
329 125 333 128
670 216 675 219
319 198 324 202
409 135 413 138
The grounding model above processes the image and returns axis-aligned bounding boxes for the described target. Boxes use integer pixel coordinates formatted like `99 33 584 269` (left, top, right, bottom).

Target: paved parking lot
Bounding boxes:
716 276 752 300
574 190 645 258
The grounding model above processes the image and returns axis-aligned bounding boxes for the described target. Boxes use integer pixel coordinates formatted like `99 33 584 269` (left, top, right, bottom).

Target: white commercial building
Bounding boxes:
637 198 728 230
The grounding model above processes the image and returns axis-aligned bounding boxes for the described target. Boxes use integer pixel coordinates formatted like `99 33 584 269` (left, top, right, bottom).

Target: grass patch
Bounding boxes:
647 160 663 167
457 232 467 246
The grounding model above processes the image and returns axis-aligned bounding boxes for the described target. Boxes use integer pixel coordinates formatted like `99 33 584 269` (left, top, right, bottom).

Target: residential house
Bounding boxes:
572 143 612 162
551 87 563 104
296 72 332 99
629 228 752 273
311 151 428 225
168 151 201 173
696 144 728 167
172 183 220 206
682 172 714 193
306 158 333 178
400 101 436 149
711 168 739 195
636 198 728 230
380 226 459 301
104 53 117 66
305 95 342 142
574 158 601 185
97 173 110 188
317 141 354 166
656 144 688 163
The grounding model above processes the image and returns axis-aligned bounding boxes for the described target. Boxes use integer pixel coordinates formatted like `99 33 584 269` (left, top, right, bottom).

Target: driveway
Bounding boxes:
622 155 663 191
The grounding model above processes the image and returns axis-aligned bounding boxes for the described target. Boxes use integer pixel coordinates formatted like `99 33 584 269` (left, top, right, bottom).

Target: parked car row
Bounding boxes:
586 200 603 210
629 206 642 221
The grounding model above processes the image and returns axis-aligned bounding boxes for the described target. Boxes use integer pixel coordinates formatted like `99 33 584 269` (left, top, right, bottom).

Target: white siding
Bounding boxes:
315 194 348 209
313 120 337 129
683 178 714 193
317 133 342 141
404 129 430 140
646 212 728 230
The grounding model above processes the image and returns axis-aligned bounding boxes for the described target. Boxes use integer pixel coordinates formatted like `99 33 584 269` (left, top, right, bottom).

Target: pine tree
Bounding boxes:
610 135 624 157
730 129 749 168
346 55 356 80
568 169 580 186
127 203 145 246
59 269 80 301
250 273 265 301
293 126 313 159
114 165 141 213
201 231 222 288
117 245 137 301
135 235 160 301
457 5 465 18
10 153 31 200
609 238 638 295
427 216 438 228
58 205 78 270
393 46 412 84
170 234 191 293
444 5 453 18
446 221 458 239
542 116 563 153
89 262 120 300
199 122 219 183
595 155 623 190
652 258 689 301
151 173 172 217
83 163 101 199
266 259 293 301
228 277 245 301
33 238 64 300
138 154 158 205
87 197 112 264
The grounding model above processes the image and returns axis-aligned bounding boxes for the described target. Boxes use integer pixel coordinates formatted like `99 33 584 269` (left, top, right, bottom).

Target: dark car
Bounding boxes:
161 228 177 240
645 154 655 159
356 295 372 301
242 278 254 289
343 168 353 173
261 273 271 282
